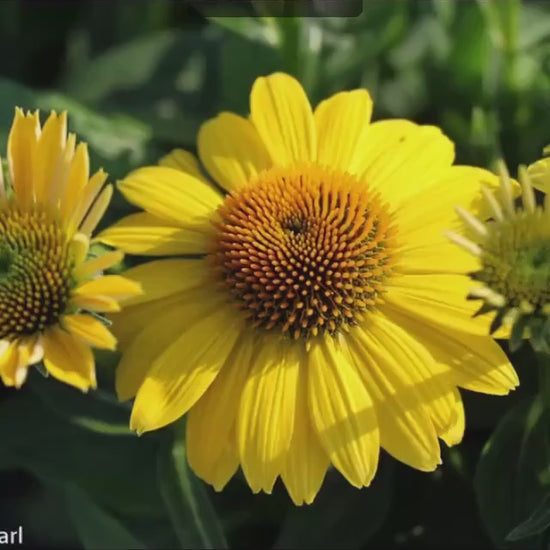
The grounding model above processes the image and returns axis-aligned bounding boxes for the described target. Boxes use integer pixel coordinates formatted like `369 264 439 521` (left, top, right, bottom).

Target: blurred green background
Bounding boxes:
0 1 549 548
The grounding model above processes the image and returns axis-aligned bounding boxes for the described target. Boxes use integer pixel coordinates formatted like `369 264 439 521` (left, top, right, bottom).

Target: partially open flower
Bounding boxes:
0 108 141 390
448 161 550 352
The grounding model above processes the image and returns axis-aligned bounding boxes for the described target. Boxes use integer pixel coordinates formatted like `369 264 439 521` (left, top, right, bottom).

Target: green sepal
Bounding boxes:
87 312 113 327
473 301 498 318
510 315 529 353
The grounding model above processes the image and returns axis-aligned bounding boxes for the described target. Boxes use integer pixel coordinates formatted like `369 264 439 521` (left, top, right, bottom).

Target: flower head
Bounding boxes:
449 161 550 352
0 108 141 390
100 73 518 504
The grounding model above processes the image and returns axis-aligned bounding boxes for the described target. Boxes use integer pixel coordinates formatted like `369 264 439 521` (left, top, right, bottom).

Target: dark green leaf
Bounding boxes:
507 493 550 541
274 459 393 549
475 396 550 548
66 484 147 550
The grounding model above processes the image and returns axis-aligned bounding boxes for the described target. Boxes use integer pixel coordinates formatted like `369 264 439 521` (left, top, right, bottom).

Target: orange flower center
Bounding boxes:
211 164 396 340
0 207 72 340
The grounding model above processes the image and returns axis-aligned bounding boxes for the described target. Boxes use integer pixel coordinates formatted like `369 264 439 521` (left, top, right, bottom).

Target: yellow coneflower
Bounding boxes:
0 108 141 391
99 73 518 505
448 161 550 352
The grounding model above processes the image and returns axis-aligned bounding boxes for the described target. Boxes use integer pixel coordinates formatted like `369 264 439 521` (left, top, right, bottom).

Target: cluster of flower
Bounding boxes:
0 72 547 506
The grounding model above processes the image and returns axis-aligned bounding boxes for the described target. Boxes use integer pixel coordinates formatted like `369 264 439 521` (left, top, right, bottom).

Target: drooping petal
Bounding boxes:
130 304 243 433
347 323 442 471
383 305 518 395
308 336 379 488
198 113 272 192
74 275 142 302
314 89 372 172
250 73 316 165
117 166 222 227
281 360 330 505
187 334 255 490
42 327 96 391
62 314 117 350
238 336 300 493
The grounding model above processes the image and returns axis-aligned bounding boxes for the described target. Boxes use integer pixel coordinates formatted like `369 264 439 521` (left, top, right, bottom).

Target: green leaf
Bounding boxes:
274 459 393 549
507 493 550 541
66 484 147 550
27 368 132 436
157 421 228 549
0 390 165 518
475 396 550 548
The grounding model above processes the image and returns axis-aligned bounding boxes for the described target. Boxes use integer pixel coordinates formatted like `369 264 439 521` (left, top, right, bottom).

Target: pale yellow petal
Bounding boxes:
60 142 89 223
98 212 212 256
528 155 550 192
130 304 243 433
308 336 379 488
0 341 20 387
78 183 112 235
159 148 208 183
250 73 316 165
42 327 96 391
314 89 372 171
198 113 272 192
238 336 300 493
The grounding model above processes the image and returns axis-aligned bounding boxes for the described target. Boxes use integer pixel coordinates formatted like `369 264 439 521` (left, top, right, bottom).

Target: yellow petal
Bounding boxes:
198 113 272 192
385 273 493 335
33 111 68 204
73 250 124 281
78 183 112 235
130 304 243 433
383 304 518 395
353 121 454 207
118 166 221 227
348 324 442 471
159 148 208 183
62 314 117 350
42 326 96 391
250 73 316 165
186 334 255 490
238 336 300 494
0 341 20 387
308 336 379 487
71 169 108 229
396 166 502 250
115 292 219 401
528 155 550 192
60 142 90 223
281 361 329 505
98 212 212 256
74 274 142 302
7 108 40 208
314 89 372 171
115 258 210 307
439 389 465 447
359 313 459 449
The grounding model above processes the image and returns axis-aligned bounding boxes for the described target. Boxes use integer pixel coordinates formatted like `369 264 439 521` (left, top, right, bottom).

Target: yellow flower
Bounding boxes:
0 108 141 391
99 73 518 505
449 161 550 351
